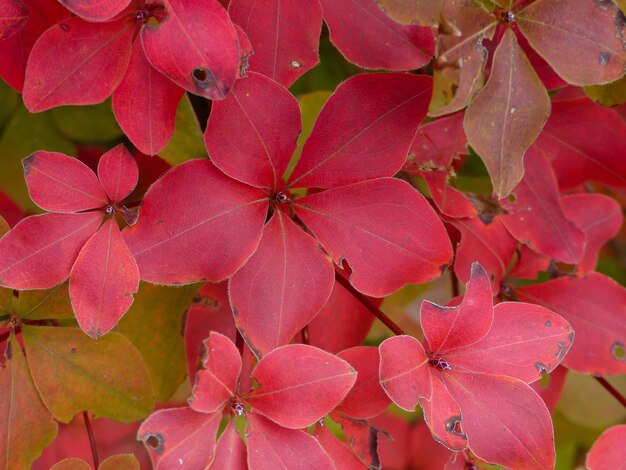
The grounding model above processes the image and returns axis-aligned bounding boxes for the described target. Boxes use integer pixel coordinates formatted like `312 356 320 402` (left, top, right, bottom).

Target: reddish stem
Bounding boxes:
334 268 406 336
594 376 626 409
83 411 99 469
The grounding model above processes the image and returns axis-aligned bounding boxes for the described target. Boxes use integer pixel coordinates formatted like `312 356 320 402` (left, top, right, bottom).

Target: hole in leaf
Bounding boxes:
535 362 549 378
538 370 551 388
144 433 164 454
191 67 216 90
445 416 466 438
612 342 625 360
290 60 302 69
599 51 611 66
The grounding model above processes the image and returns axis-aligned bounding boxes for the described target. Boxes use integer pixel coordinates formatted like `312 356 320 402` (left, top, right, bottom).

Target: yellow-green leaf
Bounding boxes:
118 282 201 402
0 80 19 127
22 326 155 423
158 94 206 165
1 335 58 470
99 454 139 470
50 458 91 470
584 75 626 107
14 282 73 320
50 100 122 143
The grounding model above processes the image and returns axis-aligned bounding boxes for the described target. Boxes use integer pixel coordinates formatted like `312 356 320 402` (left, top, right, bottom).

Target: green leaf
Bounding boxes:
1 335 58 470
117 282 201 402
584 75 626 107
50 100 122 143
99 454 140 470
0 107 75 212
50 458 91 470
0 80 20 128
14 282 73 320
22 325 155 423
158 94 206 165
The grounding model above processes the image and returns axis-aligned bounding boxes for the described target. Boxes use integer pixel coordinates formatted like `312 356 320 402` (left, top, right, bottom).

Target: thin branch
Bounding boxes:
83 411 99 469
334 268 406 336
594 376 626 409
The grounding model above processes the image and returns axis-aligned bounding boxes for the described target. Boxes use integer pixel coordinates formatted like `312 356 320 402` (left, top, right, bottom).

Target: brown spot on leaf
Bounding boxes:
60 23 69 32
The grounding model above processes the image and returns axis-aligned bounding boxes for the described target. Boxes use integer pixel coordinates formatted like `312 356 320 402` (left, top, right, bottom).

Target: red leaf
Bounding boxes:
70 219 139 338
509 244 550 280
500 148 585 264
586 424 626 470
443 372 554 470
138 407 221 470
420 372 466 451
23 151 108 213
517 0 626 86
0 0 68 92
208 419 246 470
229 0 323 87
450 216 516 289
287 73 432 189
313 424 367 469
306 280 376 354
0 212 102 289
97 145 138 204
561 194 623 274
294 178 453 296
245 344 357 429
230 211 333 357
421 263 493 355
319 0 435 71
123 159 268 284
23 16 134 111
58 0 131 21
515 273 626 375
140 0 240 99
0 0 27 40
335 346 390 419
245 412 334 470
204 72 301 189
330 413 381 469
112 41 184 156
445 302 573 383
379 335 432 410
533 97 626 190
189 332 241 413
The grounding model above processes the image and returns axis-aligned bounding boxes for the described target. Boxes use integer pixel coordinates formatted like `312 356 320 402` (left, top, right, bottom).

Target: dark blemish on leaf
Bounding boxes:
556 341 566 357
369 426 381 468
439 263 451 274
143 433 164 454
239 52 253 78
12 289 19 298
490 273 495 281
60 23 69 32
445 416 466 438
70 348 77 354
535 362 549 376
545 320 552 327
192 67 216 91
22 154 35 175
611 341 625 360
568 331 575 344
231 307 238 317
479 213 494 225
599 52 611 66
507 193 517 203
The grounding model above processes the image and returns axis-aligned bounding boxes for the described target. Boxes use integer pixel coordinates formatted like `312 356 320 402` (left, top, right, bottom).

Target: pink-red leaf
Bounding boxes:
421 263 493 355
140 0 239 100
69 219 139 338
97 144 138 204
138 407 221 470
230 211 333 357
287 73 432 189
229 0 323 87
319 0 435 71
189 332 241 413
500 148 585 264
209 419 246 470
445 302 573 383
204 72 301 189
23 16 134 111
464 28 551 198
379 335 432 411
294 178 453 296
112 41 184 156
58 0 131 21
534 97 626 190
443 372 555 470
517 0 626 86
246 412 334 470
123 159 268 284
0 212 102 289
23 151 107 213
0 0 27 40
335 346 390 419
245 344 357 429
313 424 367 470
586 424 626 470
561 193 623 274
515 273 626 375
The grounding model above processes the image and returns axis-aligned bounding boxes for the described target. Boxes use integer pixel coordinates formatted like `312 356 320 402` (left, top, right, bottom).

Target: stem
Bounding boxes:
83 411 99 469
334 268 406 336
594 376 626 409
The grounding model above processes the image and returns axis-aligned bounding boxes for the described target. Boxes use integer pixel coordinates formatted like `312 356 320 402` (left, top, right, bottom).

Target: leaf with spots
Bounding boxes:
464 28 551 197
